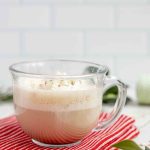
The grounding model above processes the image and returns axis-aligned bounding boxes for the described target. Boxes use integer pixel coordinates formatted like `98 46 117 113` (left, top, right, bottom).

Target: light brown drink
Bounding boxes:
14 79 101 144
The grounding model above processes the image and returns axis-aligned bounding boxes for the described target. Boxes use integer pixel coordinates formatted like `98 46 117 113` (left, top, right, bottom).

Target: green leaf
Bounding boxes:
112 140 142 150
104 86 118 95
145 146 150 150
103 86 131 104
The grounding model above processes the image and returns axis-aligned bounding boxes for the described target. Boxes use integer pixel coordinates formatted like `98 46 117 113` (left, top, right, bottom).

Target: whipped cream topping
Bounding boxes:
18 77 94 91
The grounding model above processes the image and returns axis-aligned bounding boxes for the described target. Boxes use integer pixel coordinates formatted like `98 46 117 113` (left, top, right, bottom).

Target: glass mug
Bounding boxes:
9 60 127 148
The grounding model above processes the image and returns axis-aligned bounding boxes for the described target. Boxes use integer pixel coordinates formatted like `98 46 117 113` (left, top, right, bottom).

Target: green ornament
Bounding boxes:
137 75 150 105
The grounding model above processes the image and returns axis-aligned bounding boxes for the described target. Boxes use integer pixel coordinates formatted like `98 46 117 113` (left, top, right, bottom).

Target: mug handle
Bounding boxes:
94 76 127 131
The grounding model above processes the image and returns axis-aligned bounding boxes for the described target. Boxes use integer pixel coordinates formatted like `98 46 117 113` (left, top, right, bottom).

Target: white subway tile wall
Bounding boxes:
0 0 19 4
22 0 83 4
55 5 114 29
118 5 150 29
0 32 20 56
0 6 50 29
0 0 149 87
25 31 83 56
85 0 147 3
116 57 150 87
86 31 147 55
0 58 21 86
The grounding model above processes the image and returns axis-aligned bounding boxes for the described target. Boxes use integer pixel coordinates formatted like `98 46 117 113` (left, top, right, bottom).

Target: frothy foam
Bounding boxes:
14 78 102 111
18 77 95 90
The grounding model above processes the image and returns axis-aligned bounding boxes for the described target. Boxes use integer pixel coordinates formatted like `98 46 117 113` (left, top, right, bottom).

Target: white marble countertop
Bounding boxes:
0 100 150 148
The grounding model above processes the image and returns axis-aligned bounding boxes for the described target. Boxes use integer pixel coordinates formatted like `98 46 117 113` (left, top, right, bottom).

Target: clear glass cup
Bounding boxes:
9 59 127 148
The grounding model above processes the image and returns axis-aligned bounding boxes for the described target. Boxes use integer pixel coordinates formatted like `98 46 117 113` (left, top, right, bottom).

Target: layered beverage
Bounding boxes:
14 78 101 145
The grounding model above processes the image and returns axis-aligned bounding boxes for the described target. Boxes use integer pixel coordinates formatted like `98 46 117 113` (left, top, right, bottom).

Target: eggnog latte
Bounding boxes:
14 78 101 144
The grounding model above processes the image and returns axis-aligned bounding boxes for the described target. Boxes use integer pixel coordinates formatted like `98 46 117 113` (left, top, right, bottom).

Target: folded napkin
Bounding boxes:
0 113 139 150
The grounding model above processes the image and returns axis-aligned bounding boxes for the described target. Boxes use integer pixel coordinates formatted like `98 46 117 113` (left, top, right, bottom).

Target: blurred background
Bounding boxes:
0 0 150 96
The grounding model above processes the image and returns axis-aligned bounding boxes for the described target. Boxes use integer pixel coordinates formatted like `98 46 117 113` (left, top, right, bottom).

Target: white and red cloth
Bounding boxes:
0 113 139 150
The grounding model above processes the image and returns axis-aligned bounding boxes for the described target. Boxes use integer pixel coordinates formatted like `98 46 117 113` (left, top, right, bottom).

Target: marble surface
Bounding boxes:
0 100 150 148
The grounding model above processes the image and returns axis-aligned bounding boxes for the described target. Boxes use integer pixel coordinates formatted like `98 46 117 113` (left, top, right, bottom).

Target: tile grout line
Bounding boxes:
19 31 26 57
113 4 119 30
0 2 148 6
113 56 118 76
1 28 150 32
146 32 150 56
19 0 23 5
50 4 55 30
82 30 87 57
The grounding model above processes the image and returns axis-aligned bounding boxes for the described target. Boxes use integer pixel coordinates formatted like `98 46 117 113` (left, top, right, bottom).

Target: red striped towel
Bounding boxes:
0 113 139 150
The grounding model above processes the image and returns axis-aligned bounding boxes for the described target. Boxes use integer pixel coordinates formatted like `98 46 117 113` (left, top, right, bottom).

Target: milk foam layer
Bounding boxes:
14 78 102 111
18 78 95 90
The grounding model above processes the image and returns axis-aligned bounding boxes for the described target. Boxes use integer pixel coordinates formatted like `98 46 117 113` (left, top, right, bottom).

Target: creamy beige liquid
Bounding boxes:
14 79 101 144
